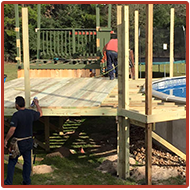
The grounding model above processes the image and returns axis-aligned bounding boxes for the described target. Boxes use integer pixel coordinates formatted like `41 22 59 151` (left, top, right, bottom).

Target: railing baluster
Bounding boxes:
72 29 75 56
46 31 49 56
89 30 91 56
65 31 67 56
86 31 88 56
61 31 64 57
54 31 56 56
57 31 61 56
69 30 71 57
50 31 53 57
92 31 95 56
42 31 45 56
78 31 81 55
82 31 84 56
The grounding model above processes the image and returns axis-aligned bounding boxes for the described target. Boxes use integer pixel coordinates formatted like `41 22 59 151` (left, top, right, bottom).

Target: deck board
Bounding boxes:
4 78 186 120
4 77 117 108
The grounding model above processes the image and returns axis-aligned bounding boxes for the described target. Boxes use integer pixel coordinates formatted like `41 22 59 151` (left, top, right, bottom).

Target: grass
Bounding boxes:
138 63 186 78
3 62 186 186
4 156 136 185
4 117 138 186
4 62 17 82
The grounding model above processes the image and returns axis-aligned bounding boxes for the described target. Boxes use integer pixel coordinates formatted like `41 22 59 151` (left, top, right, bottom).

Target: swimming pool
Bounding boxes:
141 76 186 104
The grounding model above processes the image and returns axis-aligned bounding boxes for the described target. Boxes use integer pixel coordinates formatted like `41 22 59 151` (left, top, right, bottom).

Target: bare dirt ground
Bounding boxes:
96 124 186 183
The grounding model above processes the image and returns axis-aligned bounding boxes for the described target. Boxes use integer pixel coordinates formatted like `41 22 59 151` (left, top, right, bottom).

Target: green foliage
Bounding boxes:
3 3 187 62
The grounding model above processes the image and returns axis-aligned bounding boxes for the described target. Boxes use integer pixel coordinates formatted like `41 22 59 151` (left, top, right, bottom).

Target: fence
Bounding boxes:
38 28 97 59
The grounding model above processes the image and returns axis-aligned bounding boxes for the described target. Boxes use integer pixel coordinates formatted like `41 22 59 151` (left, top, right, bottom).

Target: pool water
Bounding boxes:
156 85 186 98
151 76 186 104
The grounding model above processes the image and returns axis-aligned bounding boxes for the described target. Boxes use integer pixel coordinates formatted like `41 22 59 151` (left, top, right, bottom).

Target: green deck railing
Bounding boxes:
15 4 112 70
38 28 97 59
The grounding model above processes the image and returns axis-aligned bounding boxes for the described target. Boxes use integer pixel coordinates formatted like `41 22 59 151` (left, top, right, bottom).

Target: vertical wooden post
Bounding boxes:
72 29 76 55
31 149 33 176
117 6 122 177
124 6 130 178
15 4 21 65
124 6 130 105
44 117 50 151
135 10 139 80
22 7 30 108
123 6 130 177
145 4 153 185
96 4 100 54
37 4 41 61
117 5 130 179
170 8 175 78
108 4 112 28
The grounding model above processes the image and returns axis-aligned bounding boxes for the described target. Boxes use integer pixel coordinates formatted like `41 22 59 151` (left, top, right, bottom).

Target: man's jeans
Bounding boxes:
106 50 118 79
4 138 33 185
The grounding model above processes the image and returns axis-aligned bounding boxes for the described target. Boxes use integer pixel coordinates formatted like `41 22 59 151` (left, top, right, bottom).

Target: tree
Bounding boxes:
3 3 187 62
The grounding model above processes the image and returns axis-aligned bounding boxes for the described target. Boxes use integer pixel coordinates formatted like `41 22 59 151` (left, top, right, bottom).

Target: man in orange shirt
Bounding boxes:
101 37 118 80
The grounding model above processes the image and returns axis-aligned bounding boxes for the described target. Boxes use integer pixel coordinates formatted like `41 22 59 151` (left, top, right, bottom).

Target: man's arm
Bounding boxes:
33 99 43 117
4 127 16 148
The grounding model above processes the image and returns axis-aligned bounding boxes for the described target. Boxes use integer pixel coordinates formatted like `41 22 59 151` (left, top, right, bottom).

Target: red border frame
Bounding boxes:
1 1 189 188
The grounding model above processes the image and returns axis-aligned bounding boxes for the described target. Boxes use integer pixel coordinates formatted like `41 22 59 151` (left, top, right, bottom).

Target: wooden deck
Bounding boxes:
4 77 186 122
4 77 117 116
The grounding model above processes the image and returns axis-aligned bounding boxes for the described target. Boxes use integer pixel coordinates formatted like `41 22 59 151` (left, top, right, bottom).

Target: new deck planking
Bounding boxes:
4 77 186 118
4 77 117 108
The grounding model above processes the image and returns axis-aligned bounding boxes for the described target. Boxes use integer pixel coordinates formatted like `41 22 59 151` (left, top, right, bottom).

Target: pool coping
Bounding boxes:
141 76 186 104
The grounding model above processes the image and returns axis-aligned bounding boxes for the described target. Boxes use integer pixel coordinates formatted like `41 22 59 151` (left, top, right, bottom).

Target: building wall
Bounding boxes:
155 119 186 153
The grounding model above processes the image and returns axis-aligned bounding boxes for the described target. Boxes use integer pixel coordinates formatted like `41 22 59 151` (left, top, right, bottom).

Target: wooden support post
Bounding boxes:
22 8 30 108
96 4 100 54
135 10 139 80
170 8 175 78
37 4 41 61
15 4 21 64
145 4 153 185
44 117 50 151
145 123 152 185
31 149 33 176
124 6 130 178
117 5 130 179
117 5 123 178
108 4 112 28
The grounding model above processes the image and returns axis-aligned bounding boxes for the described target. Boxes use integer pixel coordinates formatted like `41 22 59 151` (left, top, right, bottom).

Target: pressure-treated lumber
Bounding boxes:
145 4 153 185
170 8 175 77
15 4 21 64
117 5 123 178
135 10 139 80
44 117 50 151
147 110 186 123
152 132 186 161
124 6 130 178
22 7 30 107
117 5 130 179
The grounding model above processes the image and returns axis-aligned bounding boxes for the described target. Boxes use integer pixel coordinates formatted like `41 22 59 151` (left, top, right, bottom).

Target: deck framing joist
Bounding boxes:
4 107 186 124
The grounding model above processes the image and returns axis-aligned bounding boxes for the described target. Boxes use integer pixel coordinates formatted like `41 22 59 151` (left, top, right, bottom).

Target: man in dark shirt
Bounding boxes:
4 96 42 185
